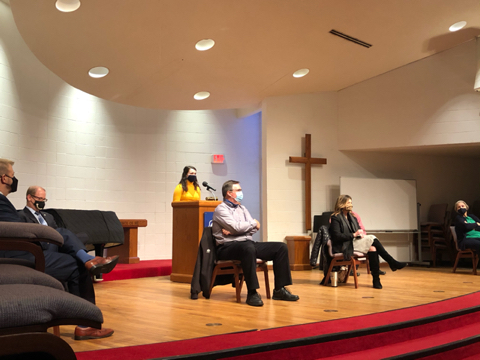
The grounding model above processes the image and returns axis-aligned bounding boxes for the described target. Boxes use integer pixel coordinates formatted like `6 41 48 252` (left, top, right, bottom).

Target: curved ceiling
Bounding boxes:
9 0 480 110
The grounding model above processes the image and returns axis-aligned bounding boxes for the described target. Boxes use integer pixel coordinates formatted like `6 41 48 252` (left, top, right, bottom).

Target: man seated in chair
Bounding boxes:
0 158 115 340
212 180 299 307
19 185 119 276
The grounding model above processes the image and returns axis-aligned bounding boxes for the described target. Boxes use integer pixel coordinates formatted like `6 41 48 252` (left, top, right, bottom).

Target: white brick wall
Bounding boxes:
338 40 480 150
0 3 261 260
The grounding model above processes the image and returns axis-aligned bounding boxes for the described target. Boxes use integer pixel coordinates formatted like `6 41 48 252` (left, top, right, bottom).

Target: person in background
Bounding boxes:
454 200 480 254
173 166 201 201
329 195 406 289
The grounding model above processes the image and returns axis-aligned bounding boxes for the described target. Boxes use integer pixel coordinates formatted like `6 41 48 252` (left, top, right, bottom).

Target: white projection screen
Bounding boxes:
340 177 417 231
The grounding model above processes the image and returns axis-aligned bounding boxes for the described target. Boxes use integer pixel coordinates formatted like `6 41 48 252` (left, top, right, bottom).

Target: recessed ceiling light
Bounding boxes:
55 0 81 12
449 21 467 32
293 69 309 78
194 91 210 100
88 66 109 78
195 39 215 51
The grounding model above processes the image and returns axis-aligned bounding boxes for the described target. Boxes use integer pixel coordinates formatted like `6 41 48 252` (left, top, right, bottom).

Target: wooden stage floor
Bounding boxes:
63 265 480 353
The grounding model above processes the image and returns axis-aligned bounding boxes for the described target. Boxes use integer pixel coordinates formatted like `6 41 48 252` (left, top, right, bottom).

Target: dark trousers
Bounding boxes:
461 237 480 253
42 228 86 255
217 240 292 290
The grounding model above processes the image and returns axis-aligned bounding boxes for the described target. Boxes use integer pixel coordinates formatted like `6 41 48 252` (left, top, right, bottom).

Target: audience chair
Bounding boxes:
322 239 365 289
0 222 105 360
420 203 449 266
450 226 479 275
0 221 65 336
209 259 270 303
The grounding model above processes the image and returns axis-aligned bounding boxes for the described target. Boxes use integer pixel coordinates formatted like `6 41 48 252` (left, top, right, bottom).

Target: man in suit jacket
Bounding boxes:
0 158 114 340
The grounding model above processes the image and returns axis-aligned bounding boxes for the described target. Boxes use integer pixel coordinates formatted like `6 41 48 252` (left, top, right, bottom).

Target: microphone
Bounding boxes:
202 181 216 192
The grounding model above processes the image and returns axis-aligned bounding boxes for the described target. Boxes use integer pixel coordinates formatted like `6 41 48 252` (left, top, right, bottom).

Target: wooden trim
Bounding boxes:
286 235 312 271
108 219 148 264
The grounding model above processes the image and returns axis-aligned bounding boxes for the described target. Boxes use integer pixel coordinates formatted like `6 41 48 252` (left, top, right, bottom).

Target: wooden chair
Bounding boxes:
322 239 365 289
420 203 449 266
450 226 479 275
209 259 271 303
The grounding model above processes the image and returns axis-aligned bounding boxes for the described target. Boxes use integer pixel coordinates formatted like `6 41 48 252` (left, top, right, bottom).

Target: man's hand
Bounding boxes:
222 229 231 236
254 219 260 229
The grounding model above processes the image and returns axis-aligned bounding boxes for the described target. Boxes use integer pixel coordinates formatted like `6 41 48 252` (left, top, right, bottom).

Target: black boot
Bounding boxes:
368 251 382 289
372 239 406 272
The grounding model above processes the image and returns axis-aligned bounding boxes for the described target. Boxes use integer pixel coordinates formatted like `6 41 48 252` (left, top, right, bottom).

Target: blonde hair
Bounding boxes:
333 195 352 216
0 158 14 176
454 200 469 211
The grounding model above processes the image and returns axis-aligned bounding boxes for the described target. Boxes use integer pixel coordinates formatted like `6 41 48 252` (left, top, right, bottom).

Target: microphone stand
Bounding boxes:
207 188 217 201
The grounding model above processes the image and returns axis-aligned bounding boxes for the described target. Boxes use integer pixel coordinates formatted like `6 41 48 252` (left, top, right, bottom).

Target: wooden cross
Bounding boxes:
289 134 327 231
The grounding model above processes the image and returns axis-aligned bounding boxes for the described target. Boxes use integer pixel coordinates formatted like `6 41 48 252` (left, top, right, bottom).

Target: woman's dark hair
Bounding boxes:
179 166 199 192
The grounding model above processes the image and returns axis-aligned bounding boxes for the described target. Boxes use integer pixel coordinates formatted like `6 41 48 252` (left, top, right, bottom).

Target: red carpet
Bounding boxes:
76 291 480 360
100 260 172 281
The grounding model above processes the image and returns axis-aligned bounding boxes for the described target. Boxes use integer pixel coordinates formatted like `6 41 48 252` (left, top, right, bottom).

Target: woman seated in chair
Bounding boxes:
454 200 480 254
329 195 406 289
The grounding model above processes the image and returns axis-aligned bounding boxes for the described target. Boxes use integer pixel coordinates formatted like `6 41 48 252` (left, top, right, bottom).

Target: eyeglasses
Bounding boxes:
230 189 242 192
32 195 48 202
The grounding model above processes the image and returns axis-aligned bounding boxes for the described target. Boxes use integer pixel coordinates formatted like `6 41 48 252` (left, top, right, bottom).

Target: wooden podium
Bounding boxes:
170 200 221 283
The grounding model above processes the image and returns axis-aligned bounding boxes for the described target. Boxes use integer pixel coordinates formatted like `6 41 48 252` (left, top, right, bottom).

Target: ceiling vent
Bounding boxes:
329 29 372 48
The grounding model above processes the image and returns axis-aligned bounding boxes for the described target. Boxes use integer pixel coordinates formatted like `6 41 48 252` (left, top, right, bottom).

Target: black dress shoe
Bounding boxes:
246 291 263 306
379 270 386 275
272 287 299 301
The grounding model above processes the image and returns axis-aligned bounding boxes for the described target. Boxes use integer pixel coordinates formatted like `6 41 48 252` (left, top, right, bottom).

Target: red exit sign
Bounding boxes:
212 154 224 164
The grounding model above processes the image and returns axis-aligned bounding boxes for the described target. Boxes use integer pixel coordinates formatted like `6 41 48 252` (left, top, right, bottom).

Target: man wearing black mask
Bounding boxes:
0 158 115 340
19 185 119 275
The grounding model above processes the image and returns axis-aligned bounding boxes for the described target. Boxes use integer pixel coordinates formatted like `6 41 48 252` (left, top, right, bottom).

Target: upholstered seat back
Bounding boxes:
0 284 103 331
0 264 64 290
0 222 63 244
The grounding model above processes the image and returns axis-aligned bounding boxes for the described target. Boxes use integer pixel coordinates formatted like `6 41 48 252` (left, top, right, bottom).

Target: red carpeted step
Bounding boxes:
100 260 172 281
227 312 480 360
315 324 480 360
76 292 480 360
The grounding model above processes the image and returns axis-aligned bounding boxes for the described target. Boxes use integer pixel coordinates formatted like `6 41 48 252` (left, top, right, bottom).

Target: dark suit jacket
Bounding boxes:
0 194 31 257
329 212 361 259
454 213 480 250
19 207 58 229
18 207 59 251
0 194 22 222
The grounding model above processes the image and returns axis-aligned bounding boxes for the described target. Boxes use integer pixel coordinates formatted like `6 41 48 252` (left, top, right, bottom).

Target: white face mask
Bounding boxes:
235 191 243 202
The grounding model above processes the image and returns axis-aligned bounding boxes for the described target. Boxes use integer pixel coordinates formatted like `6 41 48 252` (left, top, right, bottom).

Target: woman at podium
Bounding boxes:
173 166 201 201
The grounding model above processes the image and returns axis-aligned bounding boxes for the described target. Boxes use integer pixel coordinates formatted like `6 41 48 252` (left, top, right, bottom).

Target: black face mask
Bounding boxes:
458 208 467 215
34 201 46 210
4 175 18 193
187 175 197 183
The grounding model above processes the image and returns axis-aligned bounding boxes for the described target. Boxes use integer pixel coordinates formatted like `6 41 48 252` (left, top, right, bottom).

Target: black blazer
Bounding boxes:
18 207 58 229
454 213 480 250
18 207 59 251
0 194 22 222
329 212 361 259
